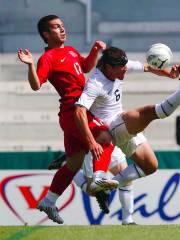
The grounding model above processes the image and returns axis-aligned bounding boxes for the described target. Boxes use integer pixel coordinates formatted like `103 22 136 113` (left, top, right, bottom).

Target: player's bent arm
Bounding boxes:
144 63 179 79
28 63 41 91
18 49 41 91
74 105 97 146
74 105 103 159
82 40 106 73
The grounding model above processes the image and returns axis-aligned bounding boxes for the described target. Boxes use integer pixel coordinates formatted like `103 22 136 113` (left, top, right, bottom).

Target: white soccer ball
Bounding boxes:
146 43 173 69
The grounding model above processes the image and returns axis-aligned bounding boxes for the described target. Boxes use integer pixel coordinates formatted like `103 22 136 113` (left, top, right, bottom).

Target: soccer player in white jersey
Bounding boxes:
73 46 180 223
50 47 177 224
73 58 149 225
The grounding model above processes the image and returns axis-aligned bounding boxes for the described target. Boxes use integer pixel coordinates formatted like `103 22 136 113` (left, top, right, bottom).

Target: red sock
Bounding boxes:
50 164 77 195
93 143 114 173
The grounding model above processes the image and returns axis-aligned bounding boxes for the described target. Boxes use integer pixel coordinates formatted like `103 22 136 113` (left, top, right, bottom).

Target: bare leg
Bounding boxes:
122 105 157 135
131 141 158 175
109 161 128 176
123 88 180 135
66 150 86 172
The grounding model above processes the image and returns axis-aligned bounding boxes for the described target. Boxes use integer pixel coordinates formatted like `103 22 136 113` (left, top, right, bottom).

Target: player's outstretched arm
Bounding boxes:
144 63 179 79
18 49 41 91
82 40 106 73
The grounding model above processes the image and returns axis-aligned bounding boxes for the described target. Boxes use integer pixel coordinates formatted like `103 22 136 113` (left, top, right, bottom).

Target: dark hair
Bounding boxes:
37 15 59 43
97 47 128 69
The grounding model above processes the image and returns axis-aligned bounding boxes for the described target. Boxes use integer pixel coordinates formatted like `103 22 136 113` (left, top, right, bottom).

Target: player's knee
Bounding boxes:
66 153 85 172
146 160 158 175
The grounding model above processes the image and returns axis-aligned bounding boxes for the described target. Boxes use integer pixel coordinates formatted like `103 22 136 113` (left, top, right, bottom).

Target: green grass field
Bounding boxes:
0 225 180 240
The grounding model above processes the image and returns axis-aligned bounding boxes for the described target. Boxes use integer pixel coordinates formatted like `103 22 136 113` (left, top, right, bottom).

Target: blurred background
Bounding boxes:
0 0 180 152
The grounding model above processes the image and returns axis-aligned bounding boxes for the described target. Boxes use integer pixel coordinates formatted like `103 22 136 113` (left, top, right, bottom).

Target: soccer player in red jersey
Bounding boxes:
18 15 117 224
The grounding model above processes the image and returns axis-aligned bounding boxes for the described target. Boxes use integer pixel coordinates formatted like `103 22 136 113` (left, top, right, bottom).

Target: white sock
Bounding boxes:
112 164 145 186
73 169 88 193
45 190 59 205
155 89 180 119
119 185 134 224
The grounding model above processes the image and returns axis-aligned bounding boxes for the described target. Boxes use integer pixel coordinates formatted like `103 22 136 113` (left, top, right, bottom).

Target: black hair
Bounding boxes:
97 47 128 69
37 15 59 43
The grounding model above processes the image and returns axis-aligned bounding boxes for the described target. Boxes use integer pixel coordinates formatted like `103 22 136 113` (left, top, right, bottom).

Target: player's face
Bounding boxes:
46 18 66 44
113 64 128 80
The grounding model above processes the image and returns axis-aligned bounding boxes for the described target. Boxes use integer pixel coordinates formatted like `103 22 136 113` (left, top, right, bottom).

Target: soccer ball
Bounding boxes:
146 43 173 69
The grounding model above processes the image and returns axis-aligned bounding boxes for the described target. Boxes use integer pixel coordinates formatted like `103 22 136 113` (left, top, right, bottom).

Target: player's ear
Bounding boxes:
42 31 49 42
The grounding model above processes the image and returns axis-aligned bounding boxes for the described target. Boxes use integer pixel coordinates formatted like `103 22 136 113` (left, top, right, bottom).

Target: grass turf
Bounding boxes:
0 225 180 240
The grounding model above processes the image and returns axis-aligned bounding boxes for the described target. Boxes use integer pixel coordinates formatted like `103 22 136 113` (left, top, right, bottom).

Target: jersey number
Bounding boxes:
74 62 82 75
114 89 121 101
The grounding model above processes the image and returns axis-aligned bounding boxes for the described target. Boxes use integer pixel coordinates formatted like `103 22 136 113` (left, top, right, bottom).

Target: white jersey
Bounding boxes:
76 60 144 124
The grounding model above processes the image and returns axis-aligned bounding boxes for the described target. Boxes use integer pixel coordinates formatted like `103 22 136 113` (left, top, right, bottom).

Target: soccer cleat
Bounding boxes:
90 178 119 192
95 190 110 214
37 198 64 224
122 222 137 225
48 153 66 170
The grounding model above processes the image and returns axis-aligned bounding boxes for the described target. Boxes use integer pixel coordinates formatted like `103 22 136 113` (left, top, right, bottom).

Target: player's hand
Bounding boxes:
169 64 180 79
93 40 106 51
89 141 104 160
18 49 34 65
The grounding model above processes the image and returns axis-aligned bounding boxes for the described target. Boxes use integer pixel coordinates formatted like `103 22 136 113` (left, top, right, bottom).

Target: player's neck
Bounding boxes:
47 42 65 49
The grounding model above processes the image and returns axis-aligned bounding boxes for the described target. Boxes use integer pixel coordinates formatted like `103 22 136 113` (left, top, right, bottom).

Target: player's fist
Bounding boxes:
93 40 106 51
18 49 34 65
170 64 180 79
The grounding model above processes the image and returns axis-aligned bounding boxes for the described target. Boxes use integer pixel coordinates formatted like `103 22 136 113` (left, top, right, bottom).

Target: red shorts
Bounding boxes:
59 111 109 157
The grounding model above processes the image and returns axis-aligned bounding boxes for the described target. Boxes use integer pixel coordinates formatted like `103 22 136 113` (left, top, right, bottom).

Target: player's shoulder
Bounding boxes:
86 69 106 93
89 69 104 84
64 46 83 59
39 48 53 60
37 51 53 66
65 46 79 54
37 52 47 64
92 68 104 80
65 45 76 51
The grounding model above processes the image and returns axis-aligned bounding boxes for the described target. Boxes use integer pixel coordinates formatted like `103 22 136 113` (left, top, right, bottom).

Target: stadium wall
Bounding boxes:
0 151 179 225
0 151 180 169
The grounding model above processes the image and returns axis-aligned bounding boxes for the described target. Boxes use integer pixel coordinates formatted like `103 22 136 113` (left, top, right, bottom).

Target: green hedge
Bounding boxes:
0 151 180 169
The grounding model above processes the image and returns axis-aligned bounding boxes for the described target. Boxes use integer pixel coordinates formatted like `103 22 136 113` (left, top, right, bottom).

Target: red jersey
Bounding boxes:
37 46 86 113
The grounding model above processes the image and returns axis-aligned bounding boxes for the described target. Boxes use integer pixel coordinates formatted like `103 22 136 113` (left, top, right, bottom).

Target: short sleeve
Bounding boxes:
37 56 51 85
76 78 101 110
127 60 144 73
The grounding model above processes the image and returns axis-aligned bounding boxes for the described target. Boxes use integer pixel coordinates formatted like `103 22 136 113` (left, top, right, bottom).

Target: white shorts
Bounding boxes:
83 146 126 178
109 113 147 157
